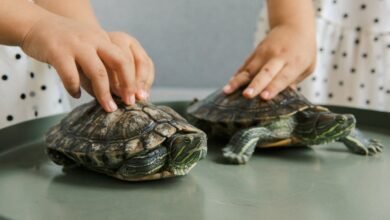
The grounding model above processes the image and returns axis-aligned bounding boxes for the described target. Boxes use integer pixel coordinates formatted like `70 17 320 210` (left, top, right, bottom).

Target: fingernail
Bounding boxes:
74 90 81 99
223 85 232 93
129 95 136 105
244 88 254 97
139 90 149 100
261 91 270 100
108 100 118 112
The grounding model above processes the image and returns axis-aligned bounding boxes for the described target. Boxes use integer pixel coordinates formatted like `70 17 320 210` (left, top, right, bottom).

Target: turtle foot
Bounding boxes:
340 129 384 156
222 146 250 165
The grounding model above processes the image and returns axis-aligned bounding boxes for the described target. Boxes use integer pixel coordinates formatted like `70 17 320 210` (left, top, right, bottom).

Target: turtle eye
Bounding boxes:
336 115 346 123
297 111 312 121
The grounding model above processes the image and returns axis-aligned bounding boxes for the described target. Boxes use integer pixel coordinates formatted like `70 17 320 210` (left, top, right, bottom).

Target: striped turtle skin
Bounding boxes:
187 87 383 164
46 100 207 181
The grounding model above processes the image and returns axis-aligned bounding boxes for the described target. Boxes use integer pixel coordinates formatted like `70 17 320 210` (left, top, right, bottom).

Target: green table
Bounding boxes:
0 102 389 220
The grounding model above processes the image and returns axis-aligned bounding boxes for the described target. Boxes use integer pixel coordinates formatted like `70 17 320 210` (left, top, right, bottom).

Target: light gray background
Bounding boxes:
70 0 264 107
92 0 263 88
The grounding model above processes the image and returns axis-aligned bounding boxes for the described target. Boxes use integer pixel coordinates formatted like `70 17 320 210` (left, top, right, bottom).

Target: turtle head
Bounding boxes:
295 110 356 145
166 132 207 176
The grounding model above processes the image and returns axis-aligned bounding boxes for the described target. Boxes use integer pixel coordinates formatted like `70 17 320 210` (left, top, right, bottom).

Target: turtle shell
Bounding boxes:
45 100 199 172
187 87 315 125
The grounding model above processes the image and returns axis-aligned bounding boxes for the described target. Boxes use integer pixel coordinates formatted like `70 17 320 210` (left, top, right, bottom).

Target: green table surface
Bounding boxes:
0 101 389 220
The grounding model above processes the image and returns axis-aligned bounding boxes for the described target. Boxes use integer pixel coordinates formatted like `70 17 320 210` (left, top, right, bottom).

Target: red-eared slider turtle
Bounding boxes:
46 100 207 181
187 87 383 164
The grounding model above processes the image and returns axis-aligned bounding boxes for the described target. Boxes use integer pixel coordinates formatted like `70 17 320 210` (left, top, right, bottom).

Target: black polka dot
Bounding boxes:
48 65 51 69
350 68 356 74
6 115 13 121
34 111 38 117
317 7 322 12
374 37 379 42
328 93 333 98
58 98 62 104
355 39 360 45
343 13 348 19
371 69 376 74
331 50 336 55
41 85 47 91
20 93 26 100
333 64 338 70
387 90 390 94
15 54 21 59
319 47 324 52
297 87 302 92
339 35 344 40
374 18 379 23
366 100 370 105
30 72 35 78
387 44 390 48
379 86 384 91
362 53 368 58
356 27 361 32
339 81 344 86
360 83 365 88
1 75 8 80
348 96 353 102
360 4 366 10
333 0 337 4
29 91 36 97
342 52 347 57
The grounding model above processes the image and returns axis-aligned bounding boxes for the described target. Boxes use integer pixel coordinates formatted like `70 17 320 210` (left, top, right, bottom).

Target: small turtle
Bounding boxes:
187 87 383 164
46 100 207 181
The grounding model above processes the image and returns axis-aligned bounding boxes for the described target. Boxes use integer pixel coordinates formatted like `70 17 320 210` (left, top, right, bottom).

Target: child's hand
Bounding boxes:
223 24 316 100
107 32 154 101
21 15 153 112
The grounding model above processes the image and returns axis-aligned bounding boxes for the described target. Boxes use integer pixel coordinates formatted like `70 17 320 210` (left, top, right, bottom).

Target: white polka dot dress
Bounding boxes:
255 0 390 112
0 46 70 129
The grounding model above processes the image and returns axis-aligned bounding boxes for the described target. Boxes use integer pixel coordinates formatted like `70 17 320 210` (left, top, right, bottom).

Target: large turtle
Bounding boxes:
46 100 207 181
187 87 383 164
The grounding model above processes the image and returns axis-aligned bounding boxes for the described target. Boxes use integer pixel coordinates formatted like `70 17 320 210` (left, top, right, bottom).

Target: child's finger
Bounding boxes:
224 55 265 94
77 49 117 112
98 43 136 105
234 52 256 76
261 65 297 100
243 58 285 99
52 57 81 98
128 39 155 100
223 71 252 94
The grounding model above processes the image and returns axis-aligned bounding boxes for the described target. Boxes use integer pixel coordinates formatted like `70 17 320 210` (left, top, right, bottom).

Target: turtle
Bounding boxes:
187 86 383 164
45 100 207 181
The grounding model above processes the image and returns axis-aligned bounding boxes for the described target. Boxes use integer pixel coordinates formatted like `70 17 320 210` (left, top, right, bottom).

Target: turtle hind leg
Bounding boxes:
339 129 384 155
46 149 77 167
222 127 273 164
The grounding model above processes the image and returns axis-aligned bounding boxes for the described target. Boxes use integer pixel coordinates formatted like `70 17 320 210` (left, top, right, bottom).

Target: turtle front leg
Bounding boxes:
339 129 384 155
222 127 274 164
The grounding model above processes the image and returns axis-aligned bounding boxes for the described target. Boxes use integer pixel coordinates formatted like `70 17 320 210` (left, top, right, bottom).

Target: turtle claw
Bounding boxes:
222 146 250 164
367 139 384 155
222 150 249 164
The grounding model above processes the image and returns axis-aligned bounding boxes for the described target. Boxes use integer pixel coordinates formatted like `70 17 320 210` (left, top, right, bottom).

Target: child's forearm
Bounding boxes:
267 0 315 36
34 0 101 28
0 0 53 46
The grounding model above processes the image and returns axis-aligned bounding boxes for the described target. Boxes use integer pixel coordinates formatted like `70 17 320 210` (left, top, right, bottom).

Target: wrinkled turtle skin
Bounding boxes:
187 87 383 164
46 100 207 181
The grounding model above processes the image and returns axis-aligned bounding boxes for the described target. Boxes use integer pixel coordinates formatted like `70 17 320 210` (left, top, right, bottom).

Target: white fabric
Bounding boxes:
255 0 390 112
0 46 70 129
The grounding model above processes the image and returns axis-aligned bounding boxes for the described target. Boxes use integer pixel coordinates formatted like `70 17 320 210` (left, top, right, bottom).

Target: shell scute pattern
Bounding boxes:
187 87 312 124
